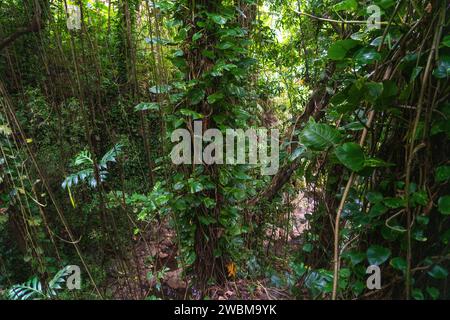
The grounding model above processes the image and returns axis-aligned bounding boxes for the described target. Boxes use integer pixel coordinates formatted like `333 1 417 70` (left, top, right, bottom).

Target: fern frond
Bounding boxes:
8 276 46 300
73 150 93 166
62 169 94 189
48 266 72 297
8 266 74 300
100 143 123 168
62 143 123 190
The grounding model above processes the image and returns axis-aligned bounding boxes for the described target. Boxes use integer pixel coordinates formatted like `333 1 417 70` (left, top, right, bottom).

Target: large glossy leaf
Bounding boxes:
367 245 391 265
438 196 450 215
327 39 359 61
300 122 342 151
335 142 365 172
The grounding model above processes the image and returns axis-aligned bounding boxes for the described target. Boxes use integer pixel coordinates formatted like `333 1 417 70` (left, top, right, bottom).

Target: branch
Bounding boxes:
0 3 43 52
294 10 392 26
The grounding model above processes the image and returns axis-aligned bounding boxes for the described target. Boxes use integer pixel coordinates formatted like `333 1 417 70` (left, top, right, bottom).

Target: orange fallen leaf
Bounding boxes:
226 262 237 278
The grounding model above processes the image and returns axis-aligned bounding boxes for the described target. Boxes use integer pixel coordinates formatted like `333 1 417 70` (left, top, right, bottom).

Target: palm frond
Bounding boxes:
8 276 46 300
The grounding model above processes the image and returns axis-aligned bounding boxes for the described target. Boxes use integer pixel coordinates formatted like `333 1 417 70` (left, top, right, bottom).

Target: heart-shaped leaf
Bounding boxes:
367 245 391 265
390 257 406 272
335 142 365 172
300 122 342 151
328 39 359 61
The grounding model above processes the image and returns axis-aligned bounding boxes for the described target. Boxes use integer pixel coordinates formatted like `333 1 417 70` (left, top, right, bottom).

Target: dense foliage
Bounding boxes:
0 0 449 300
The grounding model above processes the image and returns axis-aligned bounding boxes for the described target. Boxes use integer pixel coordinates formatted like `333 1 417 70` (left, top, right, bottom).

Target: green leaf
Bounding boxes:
134 102 160 111
173 49 184 57
412 288 424 300
438 195 450 215
426 286 439 300
335 142 365 172
427 265 448 279
381 80 398 98
410 66 423 82
149 84 171 94
327 39 359 61
208 13 227 25
442 35 450 47
303 243 313 253
345 251 365 265
390 257 406 272
333 0 358 11
290 146 306 161
188 179 204 193
300 122 342 151
198 215 216 225
217 42 233 50
369 203 388 217
367 245 391 266
383 197 405 209
412 229 427 242
192 31 202 42
352 281 365 296
411 191 428 206
374 0 395 9
366 191 383 204
441 229 450 245
433 55 450 79
234 170 251 180
416 215 429 225
364 157 395 168
340 268 351 278
189 88 205 105
202 49 215 59
207 92 224 104
173 181 184 191
180 108 203 120
355 48 381 66
364 82 384 102
435 166 450 182
202 197 216 209
370 34 394 47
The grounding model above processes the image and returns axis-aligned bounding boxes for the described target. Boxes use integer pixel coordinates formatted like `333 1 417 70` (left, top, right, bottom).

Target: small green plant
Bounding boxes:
147 266 170 292
62 143 123 189
8 266 73 300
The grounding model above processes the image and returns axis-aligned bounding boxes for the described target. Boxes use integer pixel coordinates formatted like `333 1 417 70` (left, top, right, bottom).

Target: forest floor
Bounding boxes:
107 192 313 300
